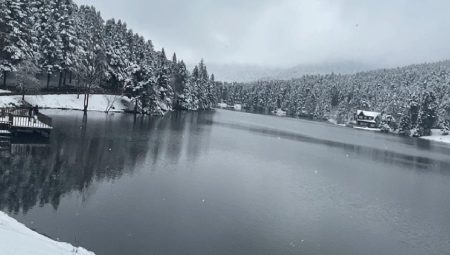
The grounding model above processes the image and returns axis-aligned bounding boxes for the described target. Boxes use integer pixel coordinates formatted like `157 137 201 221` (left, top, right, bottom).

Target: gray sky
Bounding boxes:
75 0 450 68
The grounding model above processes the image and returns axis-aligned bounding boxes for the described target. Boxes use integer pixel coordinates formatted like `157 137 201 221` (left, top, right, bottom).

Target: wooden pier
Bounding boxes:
0 108 53 137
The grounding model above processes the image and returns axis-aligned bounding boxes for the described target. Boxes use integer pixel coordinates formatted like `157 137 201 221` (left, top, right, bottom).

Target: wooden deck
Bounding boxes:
0 108 53 136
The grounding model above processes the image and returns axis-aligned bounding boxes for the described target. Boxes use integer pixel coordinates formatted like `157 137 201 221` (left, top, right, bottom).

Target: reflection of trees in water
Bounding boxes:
0 111 214 214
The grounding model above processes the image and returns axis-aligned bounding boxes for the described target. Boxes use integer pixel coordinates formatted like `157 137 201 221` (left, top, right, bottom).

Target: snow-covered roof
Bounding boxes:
357 110 380 118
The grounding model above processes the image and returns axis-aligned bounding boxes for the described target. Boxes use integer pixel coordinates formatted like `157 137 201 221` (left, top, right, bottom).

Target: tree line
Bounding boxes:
216 60 450 137
0 0 217 114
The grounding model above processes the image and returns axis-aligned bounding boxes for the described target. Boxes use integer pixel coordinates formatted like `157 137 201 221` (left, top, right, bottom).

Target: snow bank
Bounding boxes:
0 95 21 107
0 94 133 112
353 126 381 132
0 211 95 255
420 129 450 144
0 89 12 94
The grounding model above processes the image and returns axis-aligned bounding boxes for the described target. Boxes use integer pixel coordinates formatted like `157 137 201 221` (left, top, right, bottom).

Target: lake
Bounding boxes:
1 109 450 255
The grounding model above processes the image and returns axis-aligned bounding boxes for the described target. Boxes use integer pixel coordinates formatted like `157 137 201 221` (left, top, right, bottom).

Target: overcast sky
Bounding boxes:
75 0 450 68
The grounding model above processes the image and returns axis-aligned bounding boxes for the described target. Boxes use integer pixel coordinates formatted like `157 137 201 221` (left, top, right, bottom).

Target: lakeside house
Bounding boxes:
217 102 227 108
355 110 381 128
272 108 287 116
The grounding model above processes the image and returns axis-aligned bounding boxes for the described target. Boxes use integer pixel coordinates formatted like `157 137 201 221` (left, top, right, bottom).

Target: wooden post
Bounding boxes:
58 71 63 89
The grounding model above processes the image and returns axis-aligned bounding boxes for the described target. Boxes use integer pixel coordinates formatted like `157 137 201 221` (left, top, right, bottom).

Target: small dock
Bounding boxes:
0 108 53 137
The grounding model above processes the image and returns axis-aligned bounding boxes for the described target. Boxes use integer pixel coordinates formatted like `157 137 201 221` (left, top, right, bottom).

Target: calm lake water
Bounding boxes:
2 109 450 255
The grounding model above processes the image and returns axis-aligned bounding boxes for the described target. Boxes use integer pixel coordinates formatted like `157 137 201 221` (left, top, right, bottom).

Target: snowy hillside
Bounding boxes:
0 211 95 255
0 94 132 112
217 60 450 137
207 61 375 82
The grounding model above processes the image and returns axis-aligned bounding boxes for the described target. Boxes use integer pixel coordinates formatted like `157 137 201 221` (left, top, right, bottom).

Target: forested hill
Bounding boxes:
216 60 450 136
0 0 217 114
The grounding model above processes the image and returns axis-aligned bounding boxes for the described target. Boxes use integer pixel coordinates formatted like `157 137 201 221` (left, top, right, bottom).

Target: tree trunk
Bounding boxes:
83 84 90 112
69 71 72 84
3 71 7 88
63 70 67 86
46 73 51 89
134 99 138 114
58 71 63 89
22 86 25 101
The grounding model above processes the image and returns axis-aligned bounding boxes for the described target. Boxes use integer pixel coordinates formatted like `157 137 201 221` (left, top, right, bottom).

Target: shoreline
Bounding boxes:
0 94 133 113
0 211 95 255
218 109 450 146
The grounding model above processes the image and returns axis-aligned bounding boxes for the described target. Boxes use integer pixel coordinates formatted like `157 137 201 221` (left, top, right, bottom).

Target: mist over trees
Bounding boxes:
0 0 217 114
217 61 450 136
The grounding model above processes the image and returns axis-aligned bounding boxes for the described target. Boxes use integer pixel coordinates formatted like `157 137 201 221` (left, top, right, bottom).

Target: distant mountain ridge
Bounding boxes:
207 61 377 82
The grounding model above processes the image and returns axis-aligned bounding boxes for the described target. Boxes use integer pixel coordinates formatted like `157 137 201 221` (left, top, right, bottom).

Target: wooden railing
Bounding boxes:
0 107 52 129
0 121 11 131
0 108 29 117
37 112 52 127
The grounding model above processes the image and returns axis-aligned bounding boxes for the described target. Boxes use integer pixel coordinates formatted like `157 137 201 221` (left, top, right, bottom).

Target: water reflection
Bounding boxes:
0 111 213 214
212 120 450 172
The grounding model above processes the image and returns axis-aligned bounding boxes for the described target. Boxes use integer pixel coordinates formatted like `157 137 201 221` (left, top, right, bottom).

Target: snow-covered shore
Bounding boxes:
0 211 95 255
420 129 450 144
0 94 132 112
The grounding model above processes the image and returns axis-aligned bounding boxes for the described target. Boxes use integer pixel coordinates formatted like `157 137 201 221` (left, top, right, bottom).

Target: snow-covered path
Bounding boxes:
0 211 95 255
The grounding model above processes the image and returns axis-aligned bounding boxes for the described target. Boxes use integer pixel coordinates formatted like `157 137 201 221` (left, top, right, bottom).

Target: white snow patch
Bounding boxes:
420 129 450 145
0 211 95 255
0 94 133 112
0 95 22 107
0 89 12 94
353 126 381 132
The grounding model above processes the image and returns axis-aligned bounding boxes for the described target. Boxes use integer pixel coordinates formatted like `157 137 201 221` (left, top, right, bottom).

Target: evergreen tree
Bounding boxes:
155 48 173 110
173 60 190 110
104 19 130 91
0 0 36 86
56 0 79 87
37 0 62 88
416 91 438 136
398 114 411 136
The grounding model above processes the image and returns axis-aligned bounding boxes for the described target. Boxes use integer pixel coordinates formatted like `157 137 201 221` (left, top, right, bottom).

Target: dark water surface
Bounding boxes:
2 109 450 255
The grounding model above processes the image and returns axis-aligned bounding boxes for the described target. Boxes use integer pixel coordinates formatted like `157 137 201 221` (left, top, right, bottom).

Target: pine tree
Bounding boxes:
155 48 173 110
173 60 190 110
0 0 36 87
104 19 130 91
76 5 106 111
398 113 411 136
207 74 217 109
416 91 438 136
55 0 79 87
37 0 62 88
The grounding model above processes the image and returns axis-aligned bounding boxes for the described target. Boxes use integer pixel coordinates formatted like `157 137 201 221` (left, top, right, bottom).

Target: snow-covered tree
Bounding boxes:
36 0 62 88
55 0 79 87
416 91 438 136
0 0 36 86
155 48 173 110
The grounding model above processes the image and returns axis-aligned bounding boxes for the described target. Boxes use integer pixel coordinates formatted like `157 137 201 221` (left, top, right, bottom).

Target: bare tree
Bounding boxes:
105 95 120 113
16 60 40 101
79 50 106 112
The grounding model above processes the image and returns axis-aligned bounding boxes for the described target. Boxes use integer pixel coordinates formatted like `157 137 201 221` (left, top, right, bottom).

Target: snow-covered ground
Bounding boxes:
420 129 450 144
353 126 381 132
0 89 11 94
0 94 132 112
0 211 95 255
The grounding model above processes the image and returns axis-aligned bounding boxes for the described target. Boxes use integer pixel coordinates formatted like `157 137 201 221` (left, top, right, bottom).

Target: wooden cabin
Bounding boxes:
355 110 381 128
